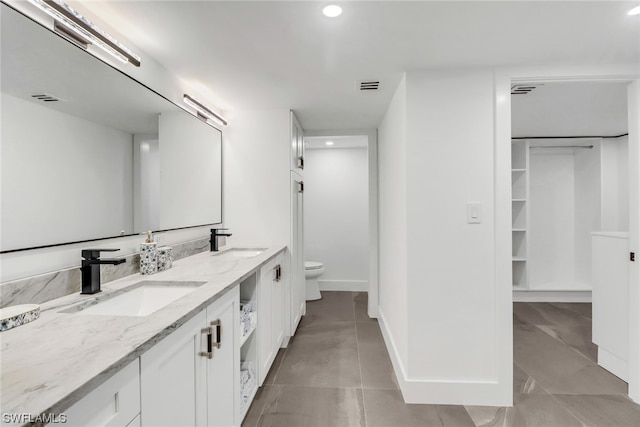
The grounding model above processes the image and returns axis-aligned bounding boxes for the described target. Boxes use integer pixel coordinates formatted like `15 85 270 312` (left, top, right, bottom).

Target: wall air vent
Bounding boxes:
511 84 542 95
359 80 380 91
31 93 63 102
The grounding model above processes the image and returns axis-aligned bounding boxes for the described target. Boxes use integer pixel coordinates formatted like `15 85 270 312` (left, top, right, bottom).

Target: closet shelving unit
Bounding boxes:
511 140 529 289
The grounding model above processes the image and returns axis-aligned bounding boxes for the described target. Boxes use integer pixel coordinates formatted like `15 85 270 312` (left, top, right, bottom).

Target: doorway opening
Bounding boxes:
510 79 635 401
302 130 379 318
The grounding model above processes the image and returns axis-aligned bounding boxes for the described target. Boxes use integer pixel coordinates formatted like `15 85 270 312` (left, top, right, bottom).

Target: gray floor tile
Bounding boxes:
356 321 399 389
264 348 286 385
302 291 356 326
257 385 365 427
514 325 627 395
466 393 584 427
554 394 640 427
535 323 597 363
275 321 362 387
463 406 510 427
549 302 592 320
242 385 275 427
363 389 475 427
355 292 374 322
514 363 547 395
513 303 590 328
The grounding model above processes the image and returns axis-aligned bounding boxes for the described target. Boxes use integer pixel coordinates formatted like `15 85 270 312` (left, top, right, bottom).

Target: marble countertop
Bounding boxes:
0 246 286 424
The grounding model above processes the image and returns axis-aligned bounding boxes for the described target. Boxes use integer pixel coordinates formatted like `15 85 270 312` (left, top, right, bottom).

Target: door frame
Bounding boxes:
303 129 380 318
495 65 640 403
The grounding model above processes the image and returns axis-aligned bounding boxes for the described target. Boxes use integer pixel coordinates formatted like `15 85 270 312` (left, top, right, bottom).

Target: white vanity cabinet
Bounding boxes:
257 253 286 384
140 287 239 427
53 359 140 427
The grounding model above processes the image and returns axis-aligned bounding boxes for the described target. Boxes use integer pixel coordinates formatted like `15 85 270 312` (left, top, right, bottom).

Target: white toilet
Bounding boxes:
304 261 324 301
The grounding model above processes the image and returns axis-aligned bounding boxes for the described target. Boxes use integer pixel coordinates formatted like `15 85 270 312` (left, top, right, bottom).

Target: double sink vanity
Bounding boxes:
1 246 287 427
1 4 293 426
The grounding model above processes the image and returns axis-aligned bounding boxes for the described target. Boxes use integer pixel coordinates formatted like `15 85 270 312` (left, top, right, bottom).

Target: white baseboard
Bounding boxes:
377 308 511 406
318 280 368 292
598 347 628 382
513 290 592 302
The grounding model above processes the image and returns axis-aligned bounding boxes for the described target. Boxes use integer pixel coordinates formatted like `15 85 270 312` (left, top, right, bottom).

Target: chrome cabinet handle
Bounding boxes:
199 326 213 359
211 319 221 349
199 319 221 358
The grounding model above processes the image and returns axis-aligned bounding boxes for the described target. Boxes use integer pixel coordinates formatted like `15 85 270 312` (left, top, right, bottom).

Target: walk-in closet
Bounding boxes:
511 80 633 389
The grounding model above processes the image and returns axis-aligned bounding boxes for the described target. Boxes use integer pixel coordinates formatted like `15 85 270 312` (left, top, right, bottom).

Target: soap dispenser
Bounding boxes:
140 231 158 275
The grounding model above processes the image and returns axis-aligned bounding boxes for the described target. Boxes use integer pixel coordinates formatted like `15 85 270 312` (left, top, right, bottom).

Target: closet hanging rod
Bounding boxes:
512 133 628 140
529 145 594 149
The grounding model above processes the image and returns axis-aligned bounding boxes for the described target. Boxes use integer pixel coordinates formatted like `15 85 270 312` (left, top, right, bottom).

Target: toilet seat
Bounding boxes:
305 261 323 271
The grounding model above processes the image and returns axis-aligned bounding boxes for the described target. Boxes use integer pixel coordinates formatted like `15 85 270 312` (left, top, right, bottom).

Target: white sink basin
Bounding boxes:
213 248 266 259
75 283 202 317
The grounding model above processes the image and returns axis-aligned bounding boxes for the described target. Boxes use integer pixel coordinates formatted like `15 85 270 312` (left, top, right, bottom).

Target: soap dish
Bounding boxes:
0 304 40 332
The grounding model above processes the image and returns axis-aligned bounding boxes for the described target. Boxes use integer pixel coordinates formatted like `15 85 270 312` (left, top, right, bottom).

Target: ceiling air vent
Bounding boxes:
31 93 63 102
511 84 542 95
359 80 380 91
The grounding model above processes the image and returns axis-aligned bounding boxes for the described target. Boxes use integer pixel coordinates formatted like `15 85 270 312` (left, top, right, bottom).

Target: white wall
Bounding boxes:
222 109 291 247
575 141 602 286
377 74 409 383
158 112 222 230
526 138 626 291
1 94 133 251
602 136 630 231
379 69 511 405
133 136 160 232
404 69 503 402
304 147 368 290
528 150 578 289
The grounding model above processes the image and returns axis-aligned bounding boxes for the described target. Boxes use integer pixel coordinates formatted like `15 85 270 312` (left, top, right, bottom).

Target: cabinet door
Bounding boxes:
272 254 285 351
60 359 140 427
206 287 239 427
141 311 207 427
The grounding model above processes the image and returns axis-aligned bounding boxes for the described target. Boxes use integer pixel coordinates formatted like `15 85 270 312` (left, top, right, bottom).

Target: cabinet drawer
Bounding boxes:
58 359 140 427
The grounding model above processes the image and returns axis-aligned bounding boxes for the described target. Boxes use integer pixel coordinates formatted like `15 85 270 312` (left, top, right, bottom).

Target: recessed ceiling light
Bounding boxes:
326 141 334 146
322 5 342 18
628 5 640 16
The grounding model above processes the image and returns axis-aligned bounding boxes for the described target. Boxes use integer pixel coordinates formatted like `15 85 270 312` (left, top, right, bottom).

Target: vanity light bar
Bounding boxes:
183 94 228 126
28 0 141 67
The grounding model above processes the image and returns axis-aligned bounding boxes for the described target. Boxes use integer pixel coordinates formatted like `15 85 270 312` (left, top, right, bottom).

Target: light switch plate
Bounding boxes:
467 203 482 224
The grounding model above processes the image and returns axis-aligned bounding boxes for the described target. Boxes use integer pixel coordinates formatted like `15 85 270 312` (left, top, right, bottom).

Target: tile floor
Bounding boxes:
242 292 640 426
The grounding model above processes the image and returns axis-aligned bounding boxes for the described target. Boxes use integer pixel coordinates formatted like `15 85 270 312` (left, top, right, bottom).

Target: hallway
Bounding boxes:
242 292 640 426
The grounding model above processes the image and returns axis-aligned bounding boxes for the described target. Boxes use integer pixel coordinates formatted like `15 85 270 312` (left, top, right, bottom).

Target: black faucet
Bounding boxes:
81 249 126 294
210 228 232 252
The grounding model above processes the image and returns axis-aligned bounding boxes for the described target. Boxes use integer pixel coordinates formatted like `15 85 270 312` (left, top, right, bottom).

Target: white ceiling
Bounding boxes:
305 135 368 149
73 1 640 131
511 81 629 137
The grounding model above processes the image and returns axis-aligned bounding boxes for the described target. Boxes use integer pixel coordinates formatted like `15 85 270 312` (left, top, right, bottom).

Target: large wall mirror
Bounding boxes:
1 3 222 252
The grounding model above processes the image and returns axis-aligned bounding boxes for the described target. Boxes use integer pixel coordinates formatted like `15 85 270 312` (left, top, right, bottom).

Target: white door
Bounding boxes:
290 172 305 334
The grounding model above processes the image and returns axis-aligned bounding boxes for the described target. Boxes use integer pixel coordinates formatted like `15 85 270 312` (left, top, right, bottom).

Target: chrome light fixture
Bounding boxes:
28 0 141 67
183 94 228 126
